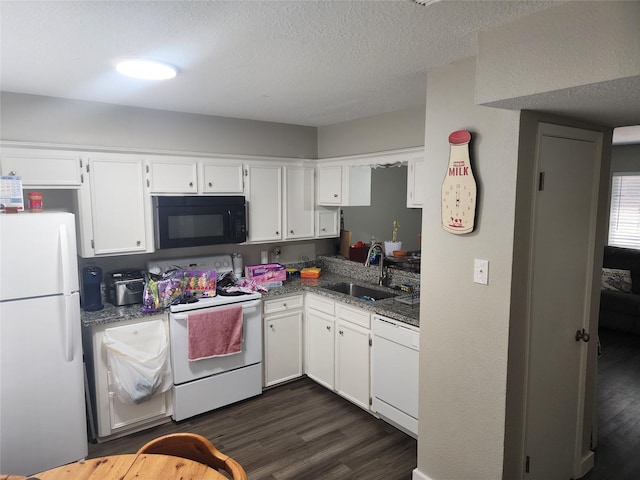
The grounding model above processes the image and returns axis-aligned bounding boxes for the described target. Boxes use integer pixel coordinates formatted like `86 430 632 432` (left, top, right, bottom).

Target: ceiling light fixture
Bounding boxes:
116 59 178 80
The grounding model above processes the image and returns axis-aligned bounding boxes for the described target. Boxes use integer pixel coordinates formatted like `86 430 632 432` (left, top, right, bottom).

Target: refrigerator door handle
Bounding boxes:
59 223 72 296
63 294 75 362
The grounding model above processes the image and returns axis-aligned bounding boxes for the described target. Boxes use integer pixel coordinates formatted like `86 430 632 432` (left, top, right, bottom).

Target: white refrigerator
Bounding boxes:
0 212 87 475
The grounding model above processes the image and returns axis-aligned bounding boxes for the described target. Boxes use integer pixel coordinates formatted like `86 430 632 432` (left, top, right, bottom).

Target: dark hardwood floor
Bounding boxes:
89 330 640 480
88 378 417 479
581 328 640 480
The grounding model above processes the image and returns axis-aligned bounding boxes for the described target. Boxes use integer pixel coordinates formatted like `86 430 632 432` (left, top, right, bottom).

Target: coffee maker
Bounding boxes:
81 266 104 311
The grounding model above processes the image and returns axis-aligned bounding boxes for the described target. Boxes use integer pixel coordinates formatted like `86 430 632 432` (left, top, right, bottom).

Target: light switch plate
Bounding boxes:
474 259 489 285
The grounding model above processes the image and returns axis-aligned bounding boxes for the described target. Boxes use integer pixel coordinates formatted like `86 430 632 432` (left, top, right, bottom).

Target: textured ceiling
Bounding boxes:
0 0 636 132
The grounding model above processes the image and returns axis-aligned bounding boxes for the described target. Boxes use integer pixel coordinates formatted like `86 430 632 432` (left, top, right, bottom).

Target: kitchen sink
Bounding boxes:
323 282 398 301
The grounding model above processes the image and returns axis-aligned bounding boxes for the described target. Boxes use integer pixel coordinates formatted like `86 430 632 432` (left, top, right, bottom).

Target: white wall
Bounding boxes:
317 106 425 158
0 92 317 158
417 57 520 480
476 1 640 108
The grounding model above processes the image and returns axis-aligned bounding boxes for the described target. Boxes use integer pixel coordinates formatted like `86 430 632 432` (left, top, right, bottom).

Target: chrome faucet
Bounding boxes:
364 242 388 286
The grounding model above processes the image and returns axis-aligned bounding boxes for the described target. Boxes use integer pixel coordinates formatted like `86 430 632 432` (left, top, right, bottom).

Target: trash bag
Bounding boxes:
103 319 172 404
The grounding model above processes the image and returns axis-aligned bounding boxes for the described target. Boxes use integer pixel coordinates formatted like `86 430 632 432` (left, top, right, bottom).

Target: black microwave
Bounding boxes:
152 196 247 249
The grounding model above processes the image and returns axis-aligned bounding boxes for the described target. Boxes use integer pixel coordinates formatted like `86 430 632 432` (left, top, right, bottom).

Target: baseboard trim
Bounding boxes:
412 468 433 480
575 450 595 478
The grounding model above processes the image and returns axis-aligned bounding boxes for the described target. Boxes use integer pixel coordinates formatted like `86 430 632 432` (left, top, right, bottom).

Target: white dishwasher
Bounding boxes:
372 315 420 438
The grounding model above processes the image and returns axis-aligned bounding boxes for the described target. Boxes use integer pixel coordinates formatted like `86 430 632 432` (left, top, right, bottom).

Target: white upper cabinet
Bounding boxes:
316 165 343 204
245 164 282 243
147 157 244 195
147 157 198 194
0 147 81 188
76 153 152 257
406 157 425 208
283 166 315 240
200 161 244 194
316 206 340 238
317 165 371 206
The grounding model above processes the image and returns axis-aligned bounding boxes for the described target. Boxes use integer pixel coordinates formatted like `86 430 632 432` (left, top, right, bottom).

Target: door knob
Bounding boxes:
575 328 590 342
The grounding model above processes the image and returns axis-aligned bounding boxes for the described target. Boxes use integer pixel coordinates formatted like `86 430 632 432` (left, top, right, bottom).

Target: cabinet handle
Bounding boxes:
269 324 274 330
9 170 16 176
208 182 213 187
333 193 338 198
339 330 344 336
326 325 331 331
136 240 141 246
283 303 287 308
290 230 294 234
189 182 193 187
275 231 279 235
321 228 326 232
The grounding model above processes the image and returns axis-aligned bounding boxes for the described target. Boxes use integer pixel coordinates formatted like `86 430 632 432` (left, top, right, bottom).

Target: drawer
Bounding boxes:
337 303 370 329
306 293 335 316
263 294 303 315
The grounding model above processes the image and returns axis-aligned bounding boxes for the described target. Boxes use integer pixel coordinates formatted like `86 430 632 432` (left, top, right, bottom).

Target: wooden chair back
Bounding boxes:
136 433 247 480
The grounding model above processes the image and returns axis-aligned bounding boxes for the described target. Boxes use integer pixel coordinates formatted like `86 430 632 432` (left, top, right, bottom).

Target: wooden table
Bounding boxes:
30 454 227 480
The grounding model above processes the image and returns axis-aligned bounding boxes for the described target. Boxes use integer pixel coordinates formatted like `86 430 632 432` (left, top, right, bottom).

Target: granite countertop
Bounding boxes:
81 272 420 329
262 273 420 327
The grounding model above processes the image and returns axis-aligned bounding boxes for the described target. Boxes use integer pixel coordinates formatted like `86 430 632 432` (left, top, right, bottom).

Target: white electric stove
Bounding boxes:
146 255 263 421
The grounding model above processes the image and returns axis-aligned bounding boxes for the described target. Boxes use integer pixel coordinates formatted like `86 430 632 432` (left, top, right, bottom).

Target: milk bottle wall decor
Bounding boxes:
441 130 477 234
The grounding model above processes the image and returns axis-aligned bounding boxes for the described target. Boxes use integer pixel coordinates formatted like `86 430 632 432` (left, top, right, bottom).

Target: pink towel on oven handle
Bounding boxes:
187 305 243 361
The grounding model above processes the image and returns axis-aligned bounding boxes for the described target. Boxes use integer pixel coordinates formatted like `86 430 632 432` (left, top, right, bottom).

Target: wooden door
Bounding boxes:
525 123 602 480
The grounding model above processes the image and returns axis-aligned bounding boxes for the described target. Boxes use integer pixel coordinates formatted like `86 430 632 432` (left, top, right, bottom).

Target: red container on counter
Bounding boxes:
28 192 43 212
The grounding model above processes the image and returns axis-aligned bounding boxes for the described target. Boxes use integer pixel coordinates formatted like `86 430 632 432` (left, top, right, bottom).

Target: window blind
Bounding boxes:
608 174 640 249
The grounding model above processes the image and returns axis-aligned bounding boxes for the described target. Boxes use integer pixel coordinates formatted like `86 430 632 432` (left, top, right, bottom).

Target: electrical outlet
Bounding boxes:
474 259 489 285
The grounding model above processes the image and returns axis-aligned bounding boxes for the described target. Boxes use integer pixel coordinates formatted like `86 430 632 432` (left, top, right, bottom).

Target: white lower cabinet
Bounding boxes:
263 294 304 387
305 309 335 390
305 293 371 410
82 315 172 441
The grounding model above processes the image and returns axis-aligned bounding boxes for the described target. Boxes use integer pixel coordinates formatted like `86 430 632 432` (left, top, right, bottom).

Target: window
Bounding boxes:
608 173 640 249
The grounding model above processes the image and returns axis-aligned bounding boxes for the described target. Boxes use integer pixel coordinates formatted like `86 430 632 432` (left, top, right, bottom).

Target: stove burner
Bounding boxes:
217 289 247 297
175 296 200 304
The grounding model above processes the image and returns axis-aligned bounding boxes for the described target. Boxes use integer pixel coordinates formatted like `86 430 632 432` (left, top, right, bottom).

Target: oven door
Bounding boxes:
169 299 262 385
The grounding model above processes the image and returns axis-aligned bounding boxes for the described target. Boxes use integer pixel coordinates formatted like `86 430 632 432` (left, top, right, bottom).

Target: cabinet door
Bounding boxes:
284 166 314 240
90 315 171 439
264 310 303 387
0 148 81 188
148 157 197 194
88 155 149 255
406 158 425 208
316 165 343 205
306 310 335 390
315 207 339 238
246 164 282 242
335 319 371 410
200 161 244 193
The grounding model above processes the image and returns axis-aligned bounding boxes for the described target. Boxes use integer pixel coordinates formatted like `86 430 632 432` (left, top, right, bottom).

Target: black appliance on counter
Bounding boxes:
152 195 247 249
81 266 104 311
105 270 145 306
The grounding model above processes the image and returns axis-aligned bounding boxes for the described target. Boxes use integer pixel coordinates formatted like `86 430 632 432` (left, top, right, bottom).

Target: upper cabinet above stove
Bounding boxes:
146 156 244 195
